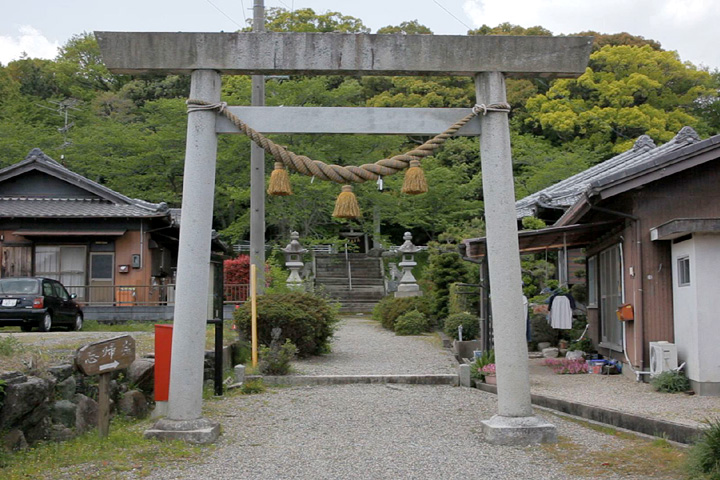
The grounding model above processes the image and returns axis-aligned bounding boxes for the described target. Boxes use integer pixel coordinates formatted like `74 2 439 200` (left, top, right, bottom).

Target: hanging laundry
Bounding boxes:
549 295 573 329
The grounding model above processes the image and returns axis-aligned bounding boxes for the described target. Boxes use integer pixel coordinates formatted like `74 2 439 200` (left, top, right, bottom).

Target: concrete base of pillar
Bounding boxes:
481 414 557 446
150 401 168 420
144 417 221 444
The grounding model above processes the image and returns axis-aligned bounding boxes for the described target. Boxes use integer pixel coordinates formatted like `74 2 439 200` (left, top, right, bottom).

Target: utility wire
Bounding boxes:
205 0 246 28
432 0 473 31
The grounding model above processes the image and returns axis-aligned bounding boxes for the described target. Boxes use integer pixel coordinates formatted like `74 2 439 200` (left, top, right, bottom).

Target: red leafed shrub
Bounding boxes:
224 255 250 284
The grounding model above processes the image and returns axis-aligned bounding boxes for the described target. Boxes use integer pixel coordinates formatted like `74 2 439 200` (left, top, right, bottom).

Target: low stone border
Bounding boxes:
473 381 702 444
247 374 459 387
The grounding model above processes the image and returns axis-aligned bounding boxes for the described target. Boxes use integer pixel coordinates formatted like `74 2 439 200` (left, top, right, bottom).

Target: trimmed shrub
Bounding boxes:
234 291 339 357
651 370 691 393
394 310 429 336
372 295 432 331
443 312 479 341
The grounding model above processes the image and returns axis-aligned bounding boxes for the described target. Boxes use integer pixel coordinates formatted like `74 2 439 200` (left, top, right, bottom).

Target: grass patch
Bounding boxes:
0 335 25 356
82 319 169 332
0 417 206 479
542 415 687 478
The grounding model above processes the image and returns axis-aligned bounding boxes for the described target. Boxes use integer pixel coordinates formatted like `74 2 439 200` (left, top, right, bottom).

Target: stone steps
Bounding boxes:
313 253 386 312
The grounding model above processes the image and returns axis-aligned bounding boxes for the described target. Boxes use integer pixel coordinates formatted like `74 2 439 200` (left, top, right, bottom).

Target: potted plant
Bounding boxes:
481 364 497 385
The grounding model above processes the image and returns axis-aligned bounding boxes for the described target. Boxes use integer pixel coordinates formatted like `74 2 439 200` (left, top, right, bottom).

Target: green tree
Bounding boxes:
377 20 432 35
524 45 717 151
253 7 369 33
424 247 470 319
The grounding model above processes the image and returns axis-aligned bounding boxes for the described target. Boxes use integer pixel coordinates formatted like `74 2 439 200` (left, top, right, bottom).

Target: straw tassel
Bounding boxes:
332 184 361 219
401 159 428 195
267 162 292 196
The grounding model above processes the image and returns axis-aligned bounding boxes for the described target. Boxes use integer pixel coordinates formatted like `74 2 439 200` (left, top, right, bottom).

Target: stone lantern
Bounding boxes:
281 231 307 289
395 232 421 297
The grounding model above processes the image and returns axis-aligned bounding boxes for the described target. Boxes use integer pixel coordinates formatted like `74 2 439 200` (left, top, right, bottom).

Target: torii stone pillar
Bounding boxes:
96 31 591 445
476 72 555 444
144 69 221 443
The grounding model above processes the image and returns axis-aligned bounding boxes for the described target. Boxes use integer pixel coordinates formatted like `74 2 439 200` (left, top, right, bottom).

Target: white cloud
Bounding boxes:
0 25 60 65
461 0 720 70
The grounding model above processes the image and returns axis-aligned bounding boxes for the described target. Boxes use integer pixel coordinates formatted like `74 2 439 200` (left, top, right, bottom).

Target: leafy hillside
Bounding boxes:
1 9 718 246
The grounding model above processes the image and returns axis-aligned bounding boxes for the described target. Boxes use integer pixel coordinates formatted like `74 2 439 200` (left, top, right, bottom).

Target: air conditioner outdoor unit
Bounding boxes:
649 341 678 376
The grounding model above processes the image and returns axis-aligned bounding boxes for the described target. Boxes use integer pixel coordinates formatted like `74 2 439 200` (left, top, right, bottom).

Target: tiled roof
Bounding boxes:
0 149 172 220
0 197 168 218
515 127 701 219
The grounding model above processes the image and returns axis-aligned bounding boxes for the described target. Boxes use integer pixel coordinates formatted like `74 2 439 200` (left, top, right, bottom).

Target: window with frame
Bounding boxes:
677 256 690 287
587 255 597 307
599 244 623 350
35 246 87 299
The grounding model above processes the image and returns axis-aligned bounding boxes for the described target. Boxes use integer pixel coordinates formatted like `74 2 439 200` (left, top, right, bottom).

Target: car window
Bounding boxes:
53 282 70 301
43 282 55 297
0 278 39 294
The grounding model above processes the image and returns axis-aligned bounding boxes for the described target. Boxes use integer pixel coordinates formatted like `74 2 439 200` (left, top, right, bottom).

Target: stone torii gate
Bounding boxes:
96 32 592 445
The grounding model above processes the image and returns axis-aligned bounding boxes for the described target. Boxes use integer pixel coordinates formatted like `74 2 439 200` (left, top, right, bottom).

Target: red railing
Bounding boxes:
64 283 250 307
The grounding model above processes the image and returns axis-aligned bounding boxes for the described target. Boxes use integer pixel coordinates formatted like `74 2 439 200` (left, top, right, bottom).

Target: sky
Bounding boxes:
1 0 719 70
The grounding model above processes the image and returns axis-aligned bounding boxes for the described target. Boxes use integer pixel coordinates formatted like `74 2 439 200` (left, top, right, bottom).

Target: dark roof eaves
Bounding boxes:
3 149 166 214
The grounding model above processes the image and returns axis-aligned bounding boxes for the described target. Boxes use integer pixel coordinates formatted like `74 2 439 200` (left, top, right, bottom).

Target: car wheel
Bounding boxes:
38 312 52 332
72 314 83 331
20 324 33 332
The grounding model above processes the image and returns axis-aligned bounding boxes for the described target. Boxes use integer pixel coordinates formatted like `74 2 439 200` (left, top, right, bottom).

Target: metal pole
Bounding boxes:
208 318 224 396
250 0 266 293
251 264 258 367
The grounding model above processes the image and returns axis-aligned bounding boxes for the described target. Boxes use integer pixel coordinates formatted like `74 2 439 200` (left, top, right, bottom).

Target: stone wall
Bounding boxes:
0 342 238 451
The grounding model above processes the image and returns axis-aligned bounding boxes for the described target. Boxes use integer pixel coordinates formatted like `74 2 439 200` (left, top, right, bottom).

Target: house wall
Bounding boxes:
673 234 720 395
634 160 720 367
586 158 720 371
671 237 699 381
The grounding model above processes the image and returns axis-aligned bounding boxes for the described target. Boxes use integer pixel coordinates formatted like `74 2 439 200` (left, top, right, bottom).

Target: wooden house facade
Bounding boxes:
465 127 720 395
0 149 227 320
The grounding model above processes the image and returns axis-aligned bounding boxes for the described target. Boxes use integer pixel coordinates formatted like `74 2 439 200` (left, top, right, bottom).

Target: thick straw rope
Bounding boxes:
187 100 510 184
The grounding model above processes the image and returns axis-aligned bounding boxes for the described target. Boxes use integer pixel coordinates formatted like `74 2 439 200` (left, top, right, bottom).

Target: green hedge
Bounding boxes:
234 291 339 357
443 312 479 341
394 310 429 336
372 295 433 330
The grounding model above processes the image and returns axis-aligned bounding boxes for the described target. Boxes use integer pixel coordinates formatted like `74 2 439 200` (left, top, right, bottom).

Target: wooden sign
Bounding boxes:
76 335 136 376
75 335 136 438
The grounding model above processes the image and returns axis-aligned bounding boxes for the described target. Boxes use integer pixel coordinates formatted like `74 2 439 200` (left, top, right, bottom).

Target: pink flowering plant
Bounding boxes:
544 358 588 375
481 363 496 376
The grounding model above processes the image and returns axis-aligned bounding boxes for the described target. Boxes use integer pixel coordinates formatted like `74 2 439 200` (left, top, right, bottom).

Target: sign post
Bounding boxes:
75 335 136 438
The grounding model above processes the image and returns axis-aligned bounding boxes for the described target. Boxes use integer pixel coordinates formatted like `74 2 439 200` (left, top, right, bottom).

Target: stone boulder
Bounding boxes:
47 364 74 383
50 400 77 428
0 375 52 430
55 375 76 402
127 358 155 393
118 390 149 418
1 429 28 451
74 394 98 434
50 424 75 442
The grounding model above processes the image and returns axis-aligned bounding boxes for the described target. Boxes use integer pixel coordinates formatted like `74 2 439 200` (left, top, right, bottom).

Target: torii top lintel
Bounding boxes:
95 32 593 77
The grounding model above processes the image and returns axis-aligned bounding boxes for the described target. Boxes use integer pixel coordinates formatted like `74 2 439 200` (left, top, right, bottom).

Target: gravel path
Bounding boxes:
291 315 458 376
138 385 672 480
